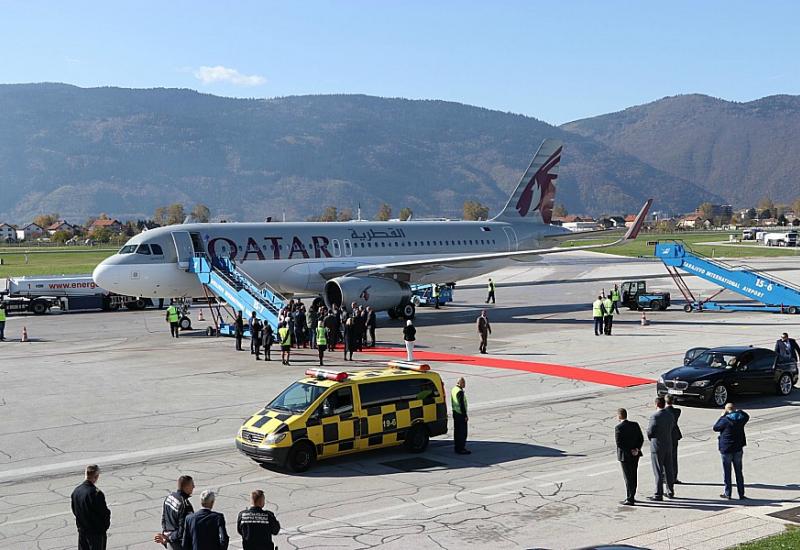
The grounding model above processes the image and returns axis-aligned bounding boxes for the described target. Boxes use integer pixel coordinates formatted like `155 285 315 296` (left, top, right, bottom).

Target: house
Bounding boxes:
0 223 16 241
15 222 44 241
47 220 79 235
677 213 706 229
89 219 123 233
562 221 601 232
624 214 637 228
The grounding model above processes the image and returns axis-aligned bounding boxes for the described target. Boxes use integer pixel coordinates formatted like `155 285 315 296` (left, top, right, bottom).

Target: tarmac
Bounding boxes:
1 250 799 549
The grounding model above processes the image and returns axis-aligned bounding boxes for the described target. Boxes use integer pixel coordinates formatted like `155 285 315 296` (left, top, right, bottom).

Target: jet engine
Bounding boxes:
324 276 414 318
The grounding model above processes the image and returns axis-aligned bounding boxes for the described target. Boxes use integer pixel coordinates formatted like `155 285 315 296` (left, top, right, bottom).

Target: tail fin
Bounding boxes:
493 139 563 224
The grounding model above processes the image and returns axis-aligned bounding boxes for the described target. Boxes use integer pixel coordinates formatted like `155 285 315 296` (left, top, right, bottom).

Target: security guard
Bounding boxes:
70 464 111 550
451 377 470 454
166 303 180 338
432 284 440 309
0 298 7 341
237 489 280 550
235 311 245 351
485 278 496 304
611 284 621 315
279 322 292 365
316 323 328 366
155 475 194 550
592 294 605 336
603 294 614 335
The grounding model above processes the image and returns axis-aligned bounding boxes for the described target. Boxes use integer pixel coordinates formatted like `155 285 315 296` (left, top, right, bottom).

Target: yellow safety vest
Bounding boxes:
0 306 6 322
432 285 439 297
592 300 603 317
451 386 467 415
316 325 327 346
488 281 495 292
279 327 292 346
611 290 620 302
167 306 179 322
603 298 613 317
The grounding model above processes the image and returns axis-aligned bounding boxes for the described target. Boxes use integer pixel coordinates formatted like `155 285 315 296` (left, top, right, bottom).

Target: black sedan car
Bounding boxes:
657 346 798 407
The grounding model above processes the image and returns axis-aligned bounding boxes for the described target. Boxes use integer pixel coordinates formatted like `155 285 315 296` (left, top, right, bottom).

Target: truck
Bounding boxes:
619 280 671 311
0 274 152 315
763 231 798 247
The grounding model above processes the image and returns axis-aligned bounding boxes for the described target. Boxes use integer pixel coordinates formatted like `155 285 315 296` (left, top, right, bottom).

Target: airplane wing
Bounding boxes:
349 199 652 278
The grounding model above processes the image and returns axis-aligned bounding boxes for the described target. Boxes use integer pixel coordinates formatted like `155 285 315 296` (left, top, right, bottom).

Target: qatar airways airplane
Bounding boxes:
93 139 651 318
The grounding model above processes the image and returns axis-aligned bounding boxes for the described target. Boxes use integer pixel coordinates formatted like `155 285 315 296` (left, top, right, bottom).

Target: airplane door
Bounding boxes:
331 239 342 257
503 227 518 251
343 239 353 257
171 231 195 269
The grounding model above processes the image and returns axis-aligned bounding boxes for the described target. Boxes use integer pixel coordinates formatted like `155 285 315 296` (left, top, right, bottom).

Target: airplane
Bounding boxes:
93 139 652 319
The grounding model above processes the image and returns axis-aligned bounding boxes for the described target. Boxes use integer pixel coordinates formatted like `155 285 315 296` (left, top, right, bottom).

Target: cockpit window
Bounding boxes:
136 244 152 255
119 245 137 254
151 244 164 255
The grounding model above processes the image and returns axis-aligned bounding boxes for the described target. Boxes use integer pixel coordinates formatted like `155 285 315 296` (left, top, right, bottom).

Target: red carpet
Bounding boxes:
362 347 654 388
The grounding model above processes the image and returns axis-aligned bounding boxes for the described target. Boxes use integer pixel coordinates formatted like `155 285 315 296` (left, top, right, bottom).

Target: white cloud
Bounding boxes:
193 65 266 87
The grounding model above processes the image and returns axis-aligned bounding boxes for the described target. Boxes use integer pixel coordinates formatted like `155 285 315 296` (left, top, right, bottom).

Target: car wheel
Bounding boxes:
777 373 793 396
287 441 316 473
683 304 694 313
711 383 729 407
650 300 662 311
404 424 429 453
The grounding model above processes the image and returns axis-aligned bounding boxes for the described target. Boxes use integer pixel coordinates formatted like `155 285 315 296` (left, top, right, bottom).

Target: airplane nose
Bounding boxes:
92 260 116 291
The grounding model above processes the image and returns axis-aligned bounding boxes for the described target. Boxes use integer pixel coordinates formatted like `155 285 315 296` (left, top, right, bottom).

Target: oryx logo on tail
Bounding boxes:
515 146 561 223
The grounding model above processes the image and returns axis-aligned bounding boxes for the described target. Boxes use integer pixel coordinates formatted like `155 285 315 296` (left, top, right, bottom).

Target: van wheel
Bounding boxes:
650 300 662 311
404 424 429 453
287 441 316 473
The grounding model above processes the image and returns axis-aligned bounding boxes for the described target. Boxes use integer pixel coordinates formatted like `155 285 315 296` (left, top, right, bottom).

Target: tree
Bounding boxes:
698 202 715 220
166 203 186 225
97 213 110 220
92 227 112 243
757 197 775 212
399 207 413 221
793 218 800 227
52 230 71 244
337 208 353 222
792 198 800 217
745 208 757 220
153 207 167 226
33 213 59 228
319 206 338 222
463 200 489 221
375 203 392 221
759 209 772 220
778 214 788 226
552 203 568 218
191 204 211 223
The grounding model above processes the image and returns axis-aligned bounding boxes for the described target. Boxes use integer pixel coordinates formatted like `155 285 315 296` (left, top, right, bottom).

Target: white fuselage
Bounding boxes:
93 219 566 299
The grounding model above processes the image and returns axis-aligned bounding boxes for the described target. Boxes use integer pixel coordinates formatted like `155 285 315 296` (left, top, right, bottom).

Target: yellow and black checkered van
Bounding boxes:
235 363 448 472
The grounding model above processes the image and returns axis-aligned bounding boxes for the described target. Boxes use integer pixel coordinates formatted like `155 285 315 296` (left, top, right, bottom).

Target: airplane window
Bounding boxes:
262 245 267 250
469 240 473 245
136 244 152 255
367 242 372 248
381 242 385 247
445 240 449 245
360 242 365 248
238 246 243 251
458 240 462 245
151 244 164 255
426 241 430 246
119 245 137 254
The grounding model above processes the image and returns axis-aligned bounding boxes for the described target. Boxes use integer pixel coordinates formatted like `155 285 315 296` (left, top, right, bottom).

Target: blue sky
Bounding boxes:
1 1 799 124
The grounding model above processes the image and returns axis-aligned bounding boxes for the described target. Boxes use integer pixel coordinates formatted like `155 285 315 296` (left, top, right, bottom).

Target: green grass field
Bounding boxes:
0 247 117 277
730 526 800 549
561 231 800 259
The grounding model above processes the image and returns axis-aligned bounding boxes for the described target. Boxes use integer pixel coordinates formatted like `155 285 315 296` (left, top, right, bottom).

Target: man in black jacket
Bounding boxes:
615 408 644 505
155 475 195 549
237 489 281 550
713 402 750 499
366 307 377 347
71 464 111 550
775 332 800 362
665 395 683 484
234 311 244 351
183 490 229 550
646 397 675 501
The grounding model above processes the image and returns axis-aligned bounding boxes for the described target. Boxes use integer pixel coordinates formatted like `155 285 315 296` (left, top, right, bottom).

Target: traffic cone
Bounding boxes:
640 312 650 326
21 326 28 342
197 309 205 322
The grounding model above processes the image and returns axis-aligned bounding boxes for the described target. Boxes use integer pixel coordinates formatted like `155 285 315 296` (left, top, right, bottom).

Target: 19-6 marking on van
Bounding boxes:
382 413 398 432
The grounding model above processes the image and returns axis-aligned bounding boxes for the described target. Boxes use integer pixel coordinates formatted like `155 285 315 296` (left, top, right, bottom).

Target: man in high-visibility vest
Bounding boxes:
166 303 181 338
611 284 621 315
315 323 328 366
603 294 615 335
592 295 605 336
279 322 292 365
0 299 7 341
451 377 470 455
432 284 440 309
485 278 496 304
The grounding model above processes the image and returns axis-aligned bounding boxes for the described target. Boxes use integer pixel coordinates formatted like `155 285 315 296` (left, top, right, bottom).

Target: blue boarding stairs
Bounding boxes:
655 241 800 314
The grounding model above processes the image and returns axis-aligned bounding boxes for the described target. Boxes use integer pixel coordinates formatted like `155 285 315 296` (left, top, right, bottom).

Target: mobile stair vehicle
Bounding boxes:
654 241 800 314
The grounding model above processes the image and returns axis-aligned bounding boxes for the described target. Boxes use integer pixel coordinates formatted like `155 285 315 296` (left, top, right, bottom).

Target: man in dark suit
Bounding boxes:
646 396 675 501
70 464 111 550
183 490 229 550
665 395 683 484
775 332 800 362
615 408 644 505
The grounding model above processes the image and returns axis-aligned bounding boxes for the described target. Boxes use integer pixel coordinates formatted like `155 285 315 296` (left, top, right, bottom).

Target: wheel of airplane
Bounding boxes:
401 303 416 320
179 316 192 331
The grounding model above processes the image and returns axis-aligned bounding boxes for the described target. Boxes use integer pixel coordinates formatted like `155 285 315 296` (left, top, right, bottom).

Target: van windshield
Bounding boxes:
267 382 327 414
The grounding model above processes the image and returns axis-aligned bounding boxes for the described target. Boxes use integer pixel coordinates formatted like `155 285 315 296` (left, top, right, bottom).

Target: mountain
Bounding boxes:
562 94 800 207
0 84 717 223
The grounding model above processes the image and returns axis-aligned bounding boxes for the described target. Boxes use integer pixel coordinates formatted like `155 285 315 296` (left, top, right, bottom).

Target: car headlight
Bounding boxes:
658 376 665 384
690 380 711 388
264 432 287 445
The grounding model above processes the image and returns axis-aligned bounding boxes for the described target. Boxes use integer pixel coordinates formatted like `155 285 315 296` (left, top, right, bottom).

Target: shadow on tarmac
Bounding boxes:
681 481 800 492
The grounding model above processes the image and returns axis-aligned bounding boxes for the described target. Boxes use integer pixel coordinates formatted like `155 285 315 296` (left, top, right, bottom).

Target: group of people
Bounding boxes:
592 284 621 336
615 396 750 505
70 466 280 550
